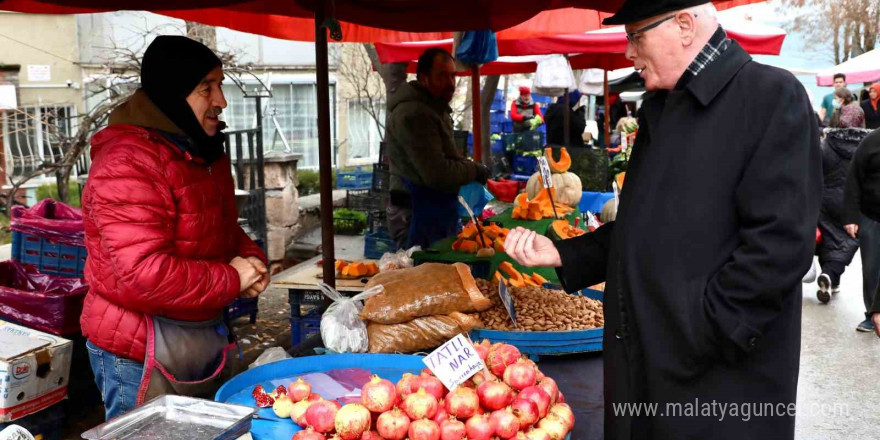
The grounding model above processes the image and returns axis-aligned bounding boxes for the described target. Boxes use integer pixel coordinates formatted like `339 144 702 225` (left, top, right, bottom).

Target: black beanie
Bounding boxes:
141 35 225 163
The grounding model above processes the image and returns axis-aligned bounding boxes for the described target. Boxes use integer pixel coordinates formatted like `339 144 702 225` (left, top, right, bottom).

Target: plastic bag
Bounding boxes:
361 263 492 325
455 30 499 65
458 183 494 217
534 55 576 94
10 199 84 247
367 312 483 353
248 346 291 369
0 260 89 335
378 246 420 272
0 425 35 440
319 282 384 353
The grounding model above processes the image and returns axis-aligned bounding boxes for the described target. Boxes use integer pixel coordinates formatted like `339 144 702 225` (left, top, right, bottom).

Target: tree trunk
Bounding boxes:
55 170 69 204
186 22 217 50
480 75 501 165
362 43 407 141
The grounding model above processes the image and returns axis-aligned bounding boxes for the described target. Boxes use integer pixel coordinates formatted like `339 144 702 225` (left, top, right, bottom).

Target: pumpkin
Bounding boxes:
526 172 583 208
545 147 572 173
547 220 587 241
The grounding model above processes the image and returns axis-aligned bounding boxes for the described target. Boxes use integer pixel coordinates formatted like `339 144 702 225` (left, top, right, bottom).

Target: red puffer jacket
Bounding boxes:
81 122 265 362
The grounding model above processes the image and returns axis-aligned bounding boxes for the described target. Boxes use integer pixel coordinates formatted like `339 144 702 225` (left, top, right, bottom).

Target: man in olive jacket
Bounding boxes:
385 48 489 248
503 1 821 439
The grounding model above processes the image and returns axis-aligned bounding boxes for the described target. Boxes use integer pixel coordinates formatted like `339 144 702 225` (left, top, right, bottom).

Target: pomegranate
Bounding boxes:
548 404 574 431
419 375 446 401
490 407 520 439
525 427 552 440
360 431 386 440
271 384 288 398
396 373 419 398
289 378 313 402
252 385 267 399
465 414 496 440
330 400 344 410
510 398 540 430
308 393 323 402
291 399 313 427
503 359 537 391
402 388 439 420
292 427 327 440
420 368 435 377
518 386 551 418
472 369 496 386
408 419 441 440
475 340 491 361
522 359 544 381
556 391 565 404
305 399 339 433
362 375 398 413
375 408 410 440
439 418 466 440
476 380 514 411
487 344 521 377
445 386 479 419
335 403 372 440
537 414 568 440
432 403 449 424
273 394 295 418
536 378 559 405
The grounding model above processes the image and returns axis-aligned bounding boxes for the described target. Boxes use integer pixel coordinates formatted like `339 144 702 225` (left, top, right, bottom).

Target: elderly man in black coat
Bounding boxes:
503 0 821 439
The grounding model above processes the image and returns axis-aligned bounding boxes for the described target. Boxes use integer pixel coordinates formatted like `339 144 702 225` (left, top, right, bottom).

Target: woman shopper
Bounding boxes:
830 87 866 129
860 83 880 130
843 128 880 335
815 118 871 303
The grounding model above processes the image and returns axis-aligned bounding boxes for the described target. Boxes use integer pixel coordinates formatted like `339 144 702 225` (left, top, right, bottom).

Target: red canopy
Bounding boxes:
1 0 770 42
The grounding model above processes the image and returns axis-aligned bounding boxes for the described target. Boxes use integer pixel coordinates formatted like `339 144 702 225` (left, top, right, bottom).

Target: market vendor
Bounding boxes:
386 48 490 248
510 86 544 133
81 36 269 420
504 1 820 439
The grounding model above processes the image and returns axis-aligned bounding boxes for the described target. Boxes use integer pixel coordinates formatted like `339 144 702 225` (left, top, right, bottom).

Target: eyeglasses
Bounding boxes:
626 14 697 46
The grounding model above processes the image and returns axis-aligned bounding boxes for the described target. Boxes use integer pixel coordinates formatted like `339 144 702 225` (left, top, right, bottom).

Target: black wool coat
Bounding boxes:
555 42 821 440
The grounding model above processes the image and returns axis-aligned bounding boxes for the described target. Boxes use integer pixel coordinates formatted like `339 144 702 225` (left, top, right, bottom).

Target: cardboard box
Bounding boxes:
0 320 71 422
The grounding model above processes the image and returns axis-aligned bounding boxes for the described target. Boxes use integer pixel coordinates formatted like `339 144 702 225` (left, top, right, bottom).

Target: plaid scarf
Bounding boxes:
675 26 731 90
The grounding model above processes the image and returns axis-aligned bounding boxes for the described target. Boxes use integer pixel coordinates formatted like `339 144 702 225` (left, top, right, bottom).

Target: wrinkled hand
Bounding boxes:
845 224 859 239
873 313 880 338
504 227 562 268
230 256 262 296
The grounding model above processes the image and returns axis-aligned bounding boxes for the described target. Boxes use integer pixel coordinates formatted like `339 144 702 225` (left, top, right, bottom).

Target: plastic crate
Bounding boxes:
502 120 515 133
288 288 327 319
367 211 387 233
489 111 506 124
333 212 366 235
290 316 322 347
372 163 390 192
337 167 373 189
12 231 87 278
491 139 504 155
489 121 504 134
348 189 385 212
517 131 545 151
224 297 258 324
513 154 539 175
364 229 397 259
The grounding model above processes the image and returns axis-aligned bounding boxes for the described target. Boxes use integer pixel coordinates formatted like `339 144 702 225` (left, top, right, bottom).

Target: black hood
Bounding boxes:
825 128 871 161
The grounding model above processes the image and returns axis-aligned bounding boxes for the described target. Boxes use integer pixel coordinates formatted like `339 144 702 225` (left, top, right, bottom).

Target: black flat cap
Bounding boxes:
603 0 711 25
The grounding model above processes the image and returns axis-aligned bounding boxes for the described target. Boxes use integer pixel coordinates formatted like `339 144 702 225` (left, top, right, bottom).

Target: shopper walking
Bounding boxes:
860 83 880 130
830 87 866 129
504 0 820 438
843 128 880 335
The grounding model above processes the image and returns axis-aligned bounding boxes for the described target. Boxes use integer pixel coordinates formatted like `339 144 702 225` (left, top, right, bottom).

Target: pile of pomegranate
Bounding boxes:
251 341 574 440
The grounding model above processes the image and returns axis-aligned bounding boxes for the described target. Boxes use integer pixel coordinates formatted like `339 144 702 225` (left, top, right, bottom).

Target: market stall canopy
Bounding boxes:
1 0 770 42
378 14 786 75
816 49 880 87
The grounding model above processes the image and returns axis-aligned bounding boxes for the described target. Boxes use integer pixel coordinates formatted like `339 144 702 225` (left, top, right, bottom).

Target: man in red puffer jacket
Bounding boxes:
81 36 268 420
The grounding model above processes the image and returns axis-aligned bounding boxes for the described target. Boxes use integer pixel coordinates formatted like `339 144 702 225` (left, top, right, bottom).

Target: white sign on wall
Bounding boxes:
26 65 51 82
0 85 16 110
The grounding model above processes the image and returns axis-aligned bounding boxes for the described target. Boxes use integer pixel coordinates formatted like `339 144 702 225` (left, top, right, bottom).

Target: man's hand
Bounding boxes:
230 257 262 295
240 256 269 299
474 163 491 184
846 224 859 239
873 313 880 338
504 227 563 268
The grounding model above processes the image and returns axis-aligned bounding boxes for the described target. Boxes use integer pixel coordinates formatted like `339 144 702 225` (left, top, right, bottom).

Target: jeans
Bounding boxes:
86 340 145 421
858 214 880 319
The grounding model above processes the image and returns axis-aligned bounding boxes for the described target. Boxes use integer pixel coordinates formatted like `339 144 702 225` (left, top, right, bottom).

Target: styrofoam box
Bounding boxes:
0 320 72 422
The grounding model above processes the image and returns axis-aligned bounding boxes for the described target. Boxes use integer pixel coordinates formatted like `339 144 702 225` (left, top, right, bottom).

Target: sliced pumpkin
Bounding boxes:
522 277 539 287
494 237 506 253
545 147 572 173
366 262 379 276
460 223 479 240
459 240 479 254
335 260 348 272
493 271 507 286
532 273 549 285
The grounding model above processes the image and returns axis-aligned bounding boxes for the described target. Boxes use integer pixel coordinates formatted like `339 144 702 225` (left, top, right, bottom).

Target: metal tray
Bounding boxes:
81 395 256 440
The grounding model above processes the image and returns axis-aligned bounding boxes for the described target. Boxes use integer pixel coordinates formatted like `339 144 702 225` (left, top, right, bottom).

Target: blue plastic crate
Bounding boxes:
491 139 504 155
502 120 515 133
364 229 397 259
513 154 538 175
489 111 506 124
532 94 554 105
290 315 322 346
490 121 504 134
337 167 373 189
224 297 258 324
12 231 86 278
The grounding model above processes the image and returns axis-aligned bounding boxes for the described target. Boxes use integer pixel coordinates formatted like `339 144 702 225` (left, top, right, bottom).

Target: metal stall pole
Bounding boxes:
316 3 336 288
